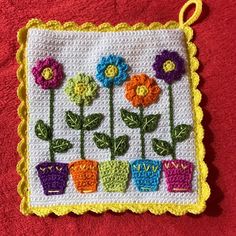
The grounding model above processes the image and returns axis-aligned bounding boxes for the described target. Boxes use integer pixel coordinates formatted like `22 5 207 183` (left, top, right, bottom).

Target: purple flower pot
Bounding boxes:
162 160 194 192
36 162 69 195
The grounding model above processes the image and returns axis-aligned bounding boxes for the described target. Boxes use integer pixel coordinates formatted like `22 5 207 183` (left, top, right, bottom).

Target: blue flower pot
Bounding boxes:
131 159 162 192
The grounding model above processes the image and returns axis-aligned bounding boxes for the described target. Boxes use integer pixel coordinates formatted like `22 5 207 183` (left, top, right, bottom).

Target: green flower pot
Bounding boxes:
99 160 130 192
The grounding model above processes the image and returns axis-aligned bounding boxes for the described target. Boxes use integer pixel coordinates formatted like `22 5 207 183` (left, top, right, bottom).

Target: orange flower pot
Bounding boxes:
69 160 98 193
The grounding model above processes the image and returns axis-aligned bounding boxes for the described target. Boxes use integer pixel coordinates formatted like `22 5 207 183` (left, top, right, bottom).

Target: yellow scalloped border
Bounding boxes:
16 19 210 216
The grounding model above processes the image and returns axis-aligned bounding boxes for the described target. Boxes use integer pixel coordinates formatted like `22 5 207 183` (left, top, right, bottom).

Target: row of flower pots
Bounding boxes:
33 51 194 196
36 159 193 195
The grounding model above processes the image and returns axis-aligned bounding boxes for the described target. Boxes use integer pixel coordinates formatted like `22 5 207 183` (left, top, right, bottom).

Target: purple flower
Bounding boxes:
152 50 185 84
32 57 64 89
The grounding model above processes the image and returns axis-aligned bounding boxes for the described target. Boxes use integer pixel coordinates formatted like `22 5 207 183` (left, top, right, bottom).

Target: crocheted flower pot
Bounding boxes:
36 162 69 195
162 160 194 192
99 160 130 192
69 160 98 193
131 159 162 192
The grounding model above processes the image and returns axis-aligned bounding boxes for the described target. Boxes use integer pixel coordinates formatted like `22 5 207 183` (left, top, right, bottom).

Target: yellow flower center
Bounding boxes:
104 65 119 78
136 85 149 97
163 60 176 72
41 67 53 80
74 83 87 95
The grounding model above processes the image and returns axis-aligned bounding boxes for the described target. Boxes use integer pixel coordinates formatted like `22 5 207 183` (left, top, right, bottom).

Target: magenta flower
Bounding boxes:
32 57 64 89
152 50 185 84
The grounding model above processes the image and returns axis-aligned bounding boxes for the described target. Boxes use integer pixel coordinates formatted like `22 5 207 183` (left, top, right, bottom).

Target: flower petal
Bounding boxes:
96 54 129 88
32 57 64 89
64 73 99 106
153 50 185 84
125 74 161 107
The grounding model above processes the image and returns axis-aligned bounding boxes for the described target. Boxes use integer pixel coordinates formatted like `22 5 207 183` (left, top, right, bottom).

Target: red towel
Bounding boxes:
0 0 235 235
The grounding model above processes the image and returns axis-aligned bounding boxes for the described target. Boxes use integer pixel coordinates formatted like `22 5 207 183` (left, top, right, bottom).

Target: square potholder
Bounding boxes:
17 0 210 216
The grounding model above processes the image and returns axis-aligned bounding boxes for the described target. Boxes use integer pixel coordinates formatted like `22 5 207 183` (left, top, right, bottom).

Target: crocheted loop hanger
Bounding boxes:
179 0 202 27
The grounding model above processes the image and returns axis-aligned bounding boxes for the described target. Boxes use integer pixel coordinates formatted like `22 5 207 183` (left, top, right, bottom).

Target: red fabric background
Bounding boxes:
0 0 235 235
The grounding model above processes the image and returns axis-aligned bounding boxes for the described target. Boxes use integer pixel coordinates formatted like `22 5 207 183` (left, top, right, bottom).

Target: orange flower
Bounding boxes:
125 74 161 107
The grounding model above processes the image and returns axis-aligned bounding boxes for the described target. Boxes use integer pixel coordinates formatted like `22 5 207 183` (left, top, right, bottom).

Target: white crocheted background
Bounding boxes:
27 28 198 206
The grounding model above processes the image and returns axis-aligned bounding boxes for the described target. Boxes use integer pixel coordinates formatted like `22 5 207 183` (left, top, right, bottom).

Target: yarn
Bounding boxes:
32 57 64 90
125 74 161 108
162 160 194 192
131 159 162 192
69 160 98 193
99 160 130 192
36 162 69 195
17 0 210 216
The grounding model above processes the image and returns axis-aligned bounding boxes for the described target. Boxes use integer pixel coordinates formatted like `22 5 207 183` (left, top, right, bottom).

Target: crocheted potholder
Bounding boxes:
17 0 210 216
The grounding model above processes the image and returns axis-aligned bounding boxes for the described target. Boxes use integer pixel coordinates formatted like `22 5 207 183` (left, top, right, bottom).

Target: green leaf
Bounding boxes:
152 139 172 156
65 111 82 130
172 124 192 142
120 108 140 128
93 133 111 149
51 139 73 153
84 113 104 131
142 114 161 133
35 120 51 141
114 135 129 156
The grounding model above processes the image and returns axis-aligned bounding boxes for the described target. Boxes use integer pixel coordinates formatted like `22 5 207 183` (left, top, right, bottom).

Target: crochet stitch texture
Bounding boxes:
17 1 210 216
26 26 199 206
32 57 64 89
96 55 129 88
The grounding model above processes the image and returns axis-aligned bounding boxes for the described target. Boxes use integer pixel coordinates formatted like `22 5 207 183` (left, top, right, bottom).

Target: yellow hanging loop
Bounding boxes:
179 0 202 27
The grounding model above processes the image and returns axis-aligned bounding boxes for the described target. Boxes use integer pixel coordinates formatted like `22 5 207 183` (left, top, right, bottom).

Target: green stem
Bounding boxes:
49 89 55 162
139 106 145 159
109 84 115 160
168 84 176 159
80 103 85 159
